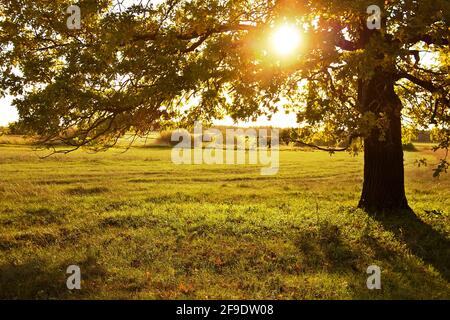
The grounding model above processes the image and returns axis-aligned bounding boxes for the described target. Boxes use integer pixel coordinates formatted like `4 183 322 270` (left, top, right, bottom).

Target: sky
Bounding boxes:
0 97 18 127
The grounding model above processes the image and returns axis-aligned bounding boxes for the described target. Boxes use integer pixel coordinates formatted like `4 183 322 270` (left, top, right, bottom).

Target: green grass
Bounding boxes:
0 142 449 299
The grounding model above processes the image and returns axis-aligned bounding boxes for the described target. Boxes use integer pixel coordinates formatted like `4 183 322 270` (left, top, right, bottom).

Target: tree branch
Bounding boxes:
408 34 449 46
335 36 358 51
295 134 359 152
133 23 257 42
181 32 211 53
397 72 438 92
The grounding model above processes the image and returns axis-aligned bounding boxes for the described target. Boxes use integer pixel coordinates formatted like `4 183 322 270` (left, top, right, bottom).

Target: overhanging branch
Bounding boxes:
295 134 359 152
408 34 449 46
133 23 257 42
397 72 438 92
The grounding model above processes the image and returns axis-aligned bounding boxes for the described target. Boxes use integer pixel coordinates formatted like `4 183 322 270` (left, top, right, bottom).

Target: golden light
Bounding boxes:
271 24 302 57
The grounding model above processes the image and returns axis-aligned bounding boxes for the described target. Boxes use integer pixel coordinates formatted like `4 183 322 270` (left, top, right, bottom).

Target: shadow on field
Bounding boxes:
295 221 360 273
0 255 106 299
290 217 448 299
370 209 450 282
65 186 110 196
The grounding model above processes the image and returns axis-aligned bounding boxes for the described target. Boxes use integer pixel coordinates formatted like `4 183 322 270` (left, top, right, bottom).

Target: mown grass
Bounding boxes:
0 142 449 299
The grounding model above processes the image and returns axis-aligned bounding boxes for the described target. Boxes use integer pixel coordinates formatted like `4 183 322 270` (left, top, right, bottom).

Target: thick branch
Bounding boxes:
398 72 438 92
335 36 358 51
133 23 257 42
408 34 449 46
320 20 359 51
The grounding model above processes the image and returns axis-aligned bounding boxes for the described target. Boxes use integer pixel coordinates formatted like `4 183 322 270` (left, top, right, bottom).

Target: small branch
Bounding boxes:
294 141 351 152
295 134 358 152
182 32 211 53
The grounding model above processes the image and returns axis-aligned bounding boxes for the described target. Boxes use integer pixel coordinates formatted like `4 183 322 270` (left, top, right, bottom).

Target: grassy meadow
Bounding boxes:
0 138 449 299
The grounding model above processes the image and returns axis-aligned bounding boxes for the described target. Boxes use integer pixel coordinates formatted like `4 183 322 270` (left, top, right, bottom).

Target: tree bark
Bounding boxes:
358 71 410 211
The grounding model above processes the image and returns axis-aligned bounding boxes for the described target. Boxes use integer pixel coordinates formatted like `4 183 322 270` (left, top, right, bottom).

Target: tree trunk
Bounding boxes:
358 71 410 211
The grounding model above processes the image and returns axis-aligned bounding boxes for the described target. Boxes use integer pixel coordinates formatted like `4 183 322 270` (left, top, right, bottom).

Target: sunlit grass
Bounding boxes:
0 142 448 299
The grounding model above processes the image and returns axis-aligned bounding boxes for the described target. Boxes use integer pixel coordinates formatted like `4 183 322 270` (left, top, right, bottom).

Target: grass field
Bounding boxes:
0 140 449 299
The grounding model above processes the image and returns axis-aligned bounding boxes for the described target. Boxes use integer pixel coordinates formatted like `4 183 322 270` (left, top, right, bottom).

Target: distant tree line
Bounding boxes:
2 121 441 149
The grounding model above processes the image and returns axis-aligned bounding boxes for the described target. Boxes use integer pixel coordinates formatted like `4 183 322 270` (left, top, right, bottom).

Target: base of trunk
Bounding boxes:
358 197 410 213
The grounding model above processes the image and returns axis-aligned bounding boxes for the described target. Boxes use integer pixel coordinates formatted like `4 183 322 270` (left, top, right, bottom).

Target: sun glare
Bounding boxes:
271 24 302 56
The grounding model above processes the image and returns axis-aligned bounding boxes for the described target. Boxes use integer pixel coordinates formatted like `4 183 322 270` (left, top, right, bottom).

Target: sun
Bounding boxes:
271 24 302 56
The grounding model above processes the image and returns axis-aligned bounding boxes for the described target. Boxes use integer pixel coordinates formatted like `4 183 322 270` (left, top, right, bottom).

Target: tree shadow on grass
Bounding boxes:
0 255 107 299
294 221 360 273
292 218 448 299
368 208 450 282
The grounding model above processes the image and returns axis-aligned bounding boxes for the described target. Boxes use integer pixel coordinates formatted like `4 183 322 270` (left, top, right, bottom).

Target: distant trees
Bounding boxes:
157 127 297 147
7 121 30 135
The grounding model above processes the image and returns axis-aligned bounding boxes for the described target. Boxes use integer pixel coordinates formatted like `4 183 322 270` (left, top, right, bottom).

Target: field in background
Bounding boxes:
0 140 449 299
